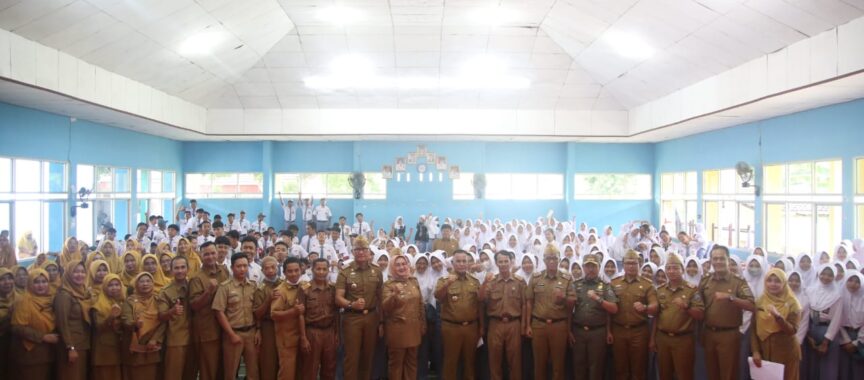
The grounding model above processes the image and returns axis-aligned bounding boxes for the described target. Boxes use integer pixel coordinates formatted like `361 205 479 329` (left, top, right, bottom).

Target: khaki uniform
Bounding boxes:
698 273 754 380
212 277 259 380
121 295 166 380
431 238 459 257
435 273 481 380
271 280 304 380
54 288 92 380
157 281 194 380
655 282 704 380
526 270 573 380
336 262 383 380
253 278 282 380
189 265 229 380
91 303 123 380
571 276 618 380
610 275 658 380
382 276 426 380
302 281 339 380
484 274 525 380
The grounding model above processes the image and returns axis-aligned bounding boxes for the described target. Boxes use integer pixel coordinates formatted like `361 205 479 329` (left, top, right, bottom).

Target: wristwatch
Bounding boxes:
347 301 354 310
68 346 76 351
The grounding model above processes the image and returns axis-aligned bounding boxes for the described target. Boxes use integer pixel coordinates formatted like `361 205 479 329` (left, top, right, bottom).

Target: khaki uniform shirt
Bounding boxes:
212 277 257 329
432 238 459 257
336 262 383 310
435 273 481 322
272 281 305 333
572 277 618 327
699 273 754 328
157 280 191 347
526 270 573 322
189 265 230 342
485 274 525 319
303 281 338 327
656 282 704 334
610 276 658 326
382 277 426 348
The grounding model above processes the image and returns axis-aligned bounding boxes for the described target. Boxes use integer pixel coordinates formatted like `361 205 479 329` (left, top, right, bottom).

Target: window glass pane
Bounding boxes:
44 201 64 250
113 200 129 238
537 174 563 199
787 203 813 254
325 174 351 197
163 172 175 193
14 201 40 258
185 173 210 194
738 202 755 249
703 170 719 194
162 200 173 222
661 174 673 195
275 174 301 194
765 204 786 254
574 174 651 199
137 170 150 193
816 205 841 254
95 166 112 192
114 168 130 192
77 165 94 192
150 171 162 193
763 165 785 194
510 174 537 200
788 163 812 194
93 200 113 239
0 158 10 192
43 162 65 192
703 201 719 242
363 173 387 199
212 173 238 193
685 172 697 194
453 173 474 200
814 160 841 194
717 200 736 246
15 159 40 192
720 169 736 194
486 174 510 200
76 202 93 245
239 173 263 195
857 159 864 195
0 203 9 255
858 205 864 239
301 174 327 197
686 201 697 234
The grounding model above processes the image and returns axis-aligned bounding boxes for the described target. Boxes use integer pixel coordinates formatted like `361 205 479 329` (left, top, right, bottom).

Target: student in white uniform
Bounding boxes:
352 212 372 238
239 235 264 284
238 210 252 233
299 222 320 256
196 220 215 248
301 195 314 227
252 212 268 234
313 198 332 232
278 191 299 228
225 213 242 232
133 222 152 248
160 224 182 252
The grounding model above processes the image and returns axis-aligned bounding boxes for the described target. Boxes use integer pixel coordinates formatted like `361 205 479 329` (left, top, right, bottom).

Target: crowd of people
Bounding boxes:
0 200 862 380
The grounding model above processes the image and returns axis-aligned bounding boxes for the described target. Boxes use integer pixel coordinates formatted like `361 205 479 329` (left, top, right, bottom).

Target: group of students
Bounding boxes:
0 212 862 380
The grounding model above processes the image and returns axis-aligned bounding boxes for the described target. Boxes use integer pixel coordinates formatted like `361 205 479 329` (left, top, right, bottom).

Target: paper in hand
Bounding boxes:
748 357 784 380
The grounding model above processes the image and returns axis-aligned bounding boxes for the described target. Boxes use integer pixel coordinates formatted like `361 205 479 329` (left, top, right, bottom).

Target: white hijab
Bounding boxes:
807 264 842 311
601 257 620 283
743 255 767 298
515 253 537 284
842 272 864 328
796 253 817 288
683 256 703 286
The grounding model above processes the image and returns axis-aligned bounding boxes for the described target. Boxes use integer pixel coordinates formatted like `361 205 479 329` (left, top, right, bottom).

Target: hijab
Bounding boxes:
130 272 159 337
427 251 448 307
176 238 203 277
0 268 16 326
755 268 801 341
795 253 817 288
514 253 537 284
743 255 768 298
87 259 110 291
140 254 168 293
60 261 93 324
92 273 125 322
0 239 16 268
842 272 864 328
120 251 142 289
59 237 82 268
11 269 54 351
808 264 842 311
601 257 620 283
683 256 703 286
17 231 36 255
44 261 61 295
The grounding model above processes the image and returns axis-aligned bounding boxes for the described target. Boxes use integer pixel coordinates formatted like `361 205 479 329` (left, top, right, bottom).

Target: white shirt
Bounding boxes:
326 238 348 258
225 220 242 232
288 244 308 259
313 205 331 222
252 221 268 234
160 235 181 252
184 217 203 236
196 235 215 248
352 221 371 236
238 218 252 233
148 228 165 243
245 261 264 284
282 204 297 223
302 206 314 223
300 235 321 254
135 235 152 249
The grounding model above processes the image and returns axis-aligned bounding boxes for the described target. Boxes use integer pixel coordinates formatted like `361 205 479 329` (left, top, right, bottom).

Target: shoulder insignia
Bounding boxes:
301 281 311 290
685 282 696 289
513 273 523 281
559 272 572 280
369 262 380 268
532 272 543 278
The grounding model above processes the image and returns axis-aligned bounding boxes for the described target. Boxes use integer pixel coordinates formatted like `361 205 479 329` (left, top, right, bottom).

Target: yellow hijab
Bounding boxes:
99 241 122 274
140 254 168 293
33 253 49 269
60 261 93 324
755 268 802 341
11 269 54 351
92 274 124 322
176 238 202 277
0 241 17 269
43 261 61 296
0 268 16 326
87 259 110 294
58 237 82 268
12 265 27 297
120 251 141 290
129 272 160 344
16 231 36 256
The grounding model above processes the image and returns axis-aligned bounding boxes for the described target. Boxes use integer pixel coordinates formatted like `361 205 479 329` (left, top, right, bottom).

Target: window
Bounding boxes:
856 158 864 238
363 173 387 200
77 164 133 244
573 173 651 200
764 159 842 254
136 169 176 223
274 173 353 199
0 156 68 257
185 173 264 199
454 173 562 200
702 168 755 249
659 172 697 235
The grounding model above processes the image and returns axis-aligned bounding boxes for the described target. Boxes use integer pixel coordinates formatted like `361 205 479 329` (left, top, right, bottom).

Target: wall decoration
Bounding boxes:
449 165 460 179
395 158 406 172
436 156 448 170
382 165 393 179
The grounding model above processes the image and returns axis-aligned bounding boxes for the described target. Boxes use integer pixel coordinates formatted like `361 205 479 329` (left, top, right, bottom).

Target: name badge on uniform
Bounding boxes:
351 283 357 289
452 295 459 301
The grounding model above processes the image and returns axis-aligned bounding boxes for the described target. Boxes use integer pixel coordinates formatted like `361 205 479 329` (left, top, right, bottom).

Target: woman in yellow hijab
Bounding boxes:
91 273 125 380
55 261 92 380
121 272 164 380
34 252 49 269
100 240 122 274
10 268 59 380
120 251 141 295
0 232 17 268
58 237 82 268
140 254 168 293
751 267 803 380
12 265 27 297
176 237 202 277
44 261 62 296
0 267 16 374
157 243 174 274
87 259 110 297
16 230 37 258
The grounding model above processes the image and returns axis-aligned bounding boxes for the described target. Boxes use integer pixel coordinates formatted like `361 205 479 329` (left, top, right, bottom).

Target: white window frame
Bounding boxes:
702 168 756 249
362 172 387 200
0 156 68 256
573 173 652 200
659 171 697 235
452 172 475 200
136 169 176 223
274 173 354 199
185 172 264 199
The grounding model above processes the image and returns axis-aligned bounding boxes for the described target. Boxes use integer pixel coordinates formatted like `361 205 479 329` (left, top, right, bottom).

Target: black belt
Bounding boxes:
658 329 692 337
532 316 566 324
574 324 605 331
489 315 520 323
705 325 737 332
345 307 377 315
442 319 476 326
233 325 256 332
613 321 647 329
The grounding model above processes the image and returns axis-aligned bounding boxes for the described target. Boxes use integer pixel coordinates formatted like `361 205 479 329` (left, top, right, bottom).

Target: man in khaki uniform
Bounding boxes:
189 242 230 380
480 250 526 380
571 254 619 380
525 245 573 380
157 255 194 380
213 252 260 380
253 256 283 380
698 245 755 380
610 250 658 380
271 257 306 380
434 249 483 380
335 236 383 380
431 224 459 257
651 253 704 380
302 258 339 380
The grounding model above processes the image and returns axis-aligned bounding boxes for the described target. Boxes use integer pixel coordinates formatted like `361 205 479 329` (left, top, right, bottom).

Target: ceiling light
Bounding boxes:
468 7 519 26
317 6 363 25
178 29 227 56
603 30 655 60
